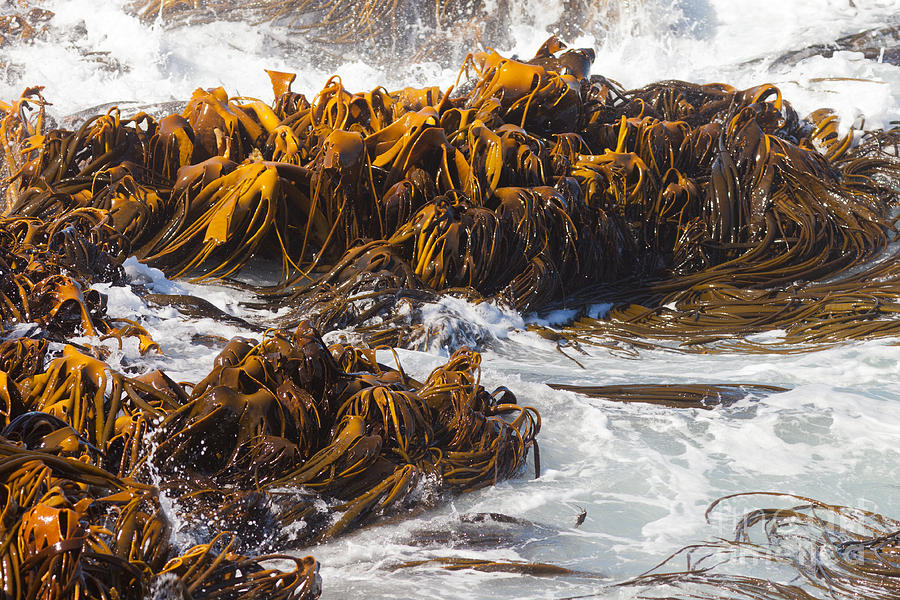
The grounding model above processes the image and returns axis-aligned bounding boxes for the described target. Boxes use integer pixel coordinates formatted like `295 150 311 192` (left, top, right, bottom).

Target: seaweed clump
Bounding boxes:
622 492 900 600
4 37 898 351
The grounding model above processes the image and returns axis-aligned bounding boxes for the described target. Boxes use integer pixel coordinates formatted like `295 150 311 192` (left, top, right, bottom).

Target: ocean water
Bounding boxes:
2 0 900 598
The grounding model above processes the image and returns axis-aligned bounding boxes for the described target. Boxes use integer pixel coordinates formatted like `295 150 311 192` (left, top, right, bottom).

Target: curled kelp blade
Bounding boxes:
619 492 900 600
548 383 787 409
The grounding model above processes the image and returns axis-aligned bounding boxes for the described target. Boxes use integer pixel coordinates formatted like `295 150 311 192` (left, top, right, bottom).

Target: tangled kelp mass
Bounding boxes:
4 38 898 350
0 106 543 591
622 493 900 600
0 24 899 600
0 319 538 597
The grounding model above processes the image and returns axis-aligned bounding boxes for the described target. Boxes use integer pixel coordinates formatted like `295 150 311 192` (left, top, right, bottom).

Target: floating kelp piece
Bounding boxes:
394 556 594 577
574 506 587 527
770 23 900 68
403 511 563 552
548 382 788 409
143 293 261 330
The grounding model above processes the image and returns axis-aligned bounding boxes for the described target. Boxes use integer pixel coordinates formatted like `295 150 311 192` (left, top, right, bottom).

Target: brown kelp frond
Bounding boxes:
141 161 315 282
541 247 900 354
393 556 593 577
21 345 180 472
622 493 900 600
0 319 536 598
0 212 158 354
0 86 49 213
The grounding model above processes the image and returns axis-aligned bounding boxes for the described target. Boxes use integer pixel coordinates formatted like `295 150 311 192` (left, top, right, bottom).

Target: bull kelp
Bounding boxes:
0 28 898 600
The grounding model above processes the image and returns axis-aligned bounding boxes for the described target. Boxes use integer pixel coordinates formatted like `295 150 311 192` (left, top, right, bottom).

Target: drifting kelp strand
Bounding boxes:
622 493 900 600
